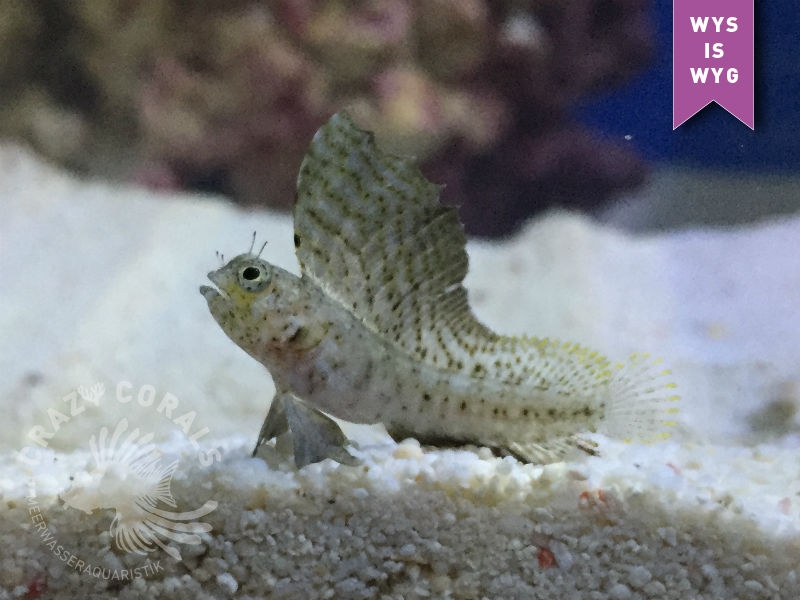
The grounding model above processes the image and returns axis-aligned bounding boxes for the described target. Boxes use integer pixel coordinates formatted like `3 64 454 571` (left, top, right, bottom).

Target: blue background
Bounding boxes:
576 2 798 170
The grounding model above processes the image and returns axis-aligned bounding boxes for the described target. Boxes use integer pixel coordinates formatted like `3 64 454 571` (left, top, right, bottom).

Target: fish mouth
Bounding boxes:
199 284 220 300
200 271 228 301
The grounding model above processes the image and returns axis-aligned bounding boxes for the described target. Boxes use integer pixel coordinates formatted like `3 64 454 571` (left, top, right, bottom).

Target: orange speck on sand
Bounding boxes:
538 547 557 569
666 462 682 476
579 489 608 509
778 497 791 515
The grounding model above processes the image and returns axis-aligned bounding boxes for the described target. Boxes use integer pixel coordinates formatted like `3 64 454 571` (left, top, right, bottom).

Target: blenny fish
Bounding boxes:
201 113 678 467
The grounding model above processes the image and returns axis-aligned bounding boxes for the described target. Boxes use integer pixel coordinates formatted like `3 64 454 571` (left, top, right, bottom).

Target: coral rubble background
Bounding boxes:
0 0 652 236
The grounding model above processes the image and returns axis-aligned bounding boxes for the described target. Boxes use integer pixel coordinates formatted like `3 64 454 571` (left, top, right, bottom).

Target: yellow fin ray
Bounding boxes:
599 354 680 443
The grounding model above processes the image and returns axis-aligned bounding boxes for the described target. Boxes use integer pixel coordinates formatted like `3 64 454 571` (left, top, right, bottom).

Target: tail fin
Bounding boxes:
600 353 680 443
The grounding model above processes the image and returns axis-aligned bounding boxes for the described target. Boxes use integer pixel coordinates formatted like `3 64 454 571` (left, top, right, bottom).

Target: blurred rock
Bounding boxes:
0 0 653 236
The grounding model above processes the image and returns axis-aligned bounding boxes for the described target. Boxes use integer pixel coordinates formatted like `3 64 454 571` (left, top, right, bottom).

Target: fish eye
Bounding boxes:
242 266 260 280
237 263 272 292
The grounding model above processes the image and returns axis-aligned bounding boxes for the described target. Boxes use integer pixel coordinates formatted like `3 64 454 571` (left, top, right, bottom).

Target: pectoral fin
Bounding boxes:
254 392 359 467
253 394 290 457
283 396 360 467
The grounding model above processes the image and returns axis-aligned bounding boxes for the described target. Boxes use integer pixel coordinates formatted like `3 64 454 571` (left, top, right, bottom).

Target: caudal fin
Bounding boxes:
600 353 679 443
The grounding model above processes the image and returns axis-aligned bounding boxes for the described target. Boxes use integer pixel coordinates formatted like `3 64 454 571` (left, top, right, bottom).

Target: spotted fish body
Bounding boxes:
201 113 678 466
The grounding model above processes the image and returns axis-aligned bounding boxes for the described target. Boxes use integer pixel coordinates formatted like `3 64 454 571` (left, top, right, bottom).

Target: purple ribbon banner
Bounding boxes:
673 0 754 129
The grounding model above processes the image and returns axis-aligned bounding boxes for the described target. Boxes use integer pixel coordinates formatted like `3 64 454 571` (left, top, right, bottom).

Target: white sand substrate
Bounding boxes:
1 144 799 599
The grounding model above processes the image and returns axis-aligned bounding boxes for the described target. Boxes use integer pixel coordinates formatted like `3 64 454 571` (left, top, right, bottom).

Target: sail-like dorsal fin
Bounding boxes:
293 112 495 368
